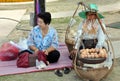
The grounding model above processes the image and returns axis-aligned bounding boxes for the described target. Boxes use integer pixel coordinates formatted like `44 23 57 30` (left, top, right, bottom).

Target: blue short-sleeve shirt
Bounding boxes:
27 25 58 50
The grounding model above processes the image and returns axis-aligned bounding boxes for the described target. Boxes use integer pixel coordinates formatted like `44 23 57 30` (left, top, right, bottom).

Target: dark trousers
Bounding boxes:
47 50 60 63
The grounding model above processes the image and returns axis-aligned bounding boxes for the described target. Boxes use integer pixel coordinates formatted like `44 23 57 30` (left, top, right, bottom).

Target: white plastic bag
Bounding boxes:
17 38 28 50
68 18 76 27
36 59 47 69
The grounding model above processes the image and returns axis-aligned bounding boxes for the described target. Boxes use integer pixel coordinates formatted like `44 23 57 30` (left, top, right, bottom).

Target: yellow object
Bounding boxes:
0 0 33 2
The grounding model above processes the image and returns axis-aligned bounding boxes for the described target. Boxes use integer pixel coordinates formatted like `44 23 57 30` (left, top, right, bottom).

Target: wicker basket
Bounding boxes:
65 39 75 53
65 30 115 81
65 39 115 81
74 66 109 81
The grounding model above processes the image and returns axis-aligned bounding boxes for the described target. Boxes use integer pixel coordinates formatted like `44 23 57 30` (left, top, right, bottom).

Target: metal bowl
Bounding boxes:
78 57 106 64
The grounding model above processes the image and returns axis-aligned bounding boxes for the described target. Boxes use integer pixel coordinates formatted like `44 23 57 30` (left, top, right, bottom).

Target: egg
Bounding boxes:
80 50 83 53
91 48 94 53
103 49 107 54
81 49 85 52
84 54 87 58
86 49 89 53
99 49 104 54
98 53 102 58
81 54 85 58
104 53 108 58
82 52 86 55
87 54 91 58
91 54 95 58
95 48 100 54
95 54 99 58
101 53 105 58
89 49 92 53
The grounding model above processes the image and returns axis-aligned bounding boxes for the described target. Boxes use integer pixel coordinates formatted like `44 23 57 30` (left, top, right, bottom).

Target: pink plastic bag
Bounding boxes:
0 42 19 61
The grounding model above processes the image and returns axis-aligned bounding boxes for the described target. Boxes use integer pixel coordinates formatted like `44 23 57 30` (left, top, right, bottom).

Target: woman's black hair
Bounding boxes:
37 12 51 25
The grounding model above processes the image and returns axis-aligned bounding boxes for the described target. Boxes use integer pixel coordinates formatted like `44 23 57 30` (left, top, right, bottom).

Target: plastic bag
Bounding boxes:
68 18 76 27
17 50 47 68
17 51 30 68
17 38 28 50
0 42 19 61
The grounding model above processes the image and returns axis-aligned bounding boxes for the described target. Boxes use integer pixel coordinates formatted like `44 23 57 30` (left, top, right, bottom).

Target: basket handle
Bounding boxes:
73 49 83 78
96 14 115 61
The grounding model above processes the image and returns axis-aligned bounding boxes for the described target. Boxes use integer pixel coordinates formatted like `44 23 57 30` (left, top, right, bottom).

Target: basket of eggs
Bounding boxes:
78 48 107 64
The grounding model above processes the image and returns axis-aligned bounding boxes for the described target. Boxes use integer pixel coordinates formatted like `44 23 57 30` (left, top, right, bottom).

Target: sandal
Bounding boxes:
54 70 63 77
64 67 71 74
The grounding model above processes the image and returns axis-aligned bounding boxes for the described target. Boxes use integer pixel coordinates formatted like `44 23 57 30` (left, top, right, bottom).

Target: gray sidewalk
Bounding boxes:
0 9 26 38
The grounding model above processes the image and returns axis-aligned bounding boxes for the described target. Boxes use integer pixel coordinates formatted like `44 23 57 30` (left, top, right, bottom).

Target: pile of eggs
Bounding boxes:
80 48 107 58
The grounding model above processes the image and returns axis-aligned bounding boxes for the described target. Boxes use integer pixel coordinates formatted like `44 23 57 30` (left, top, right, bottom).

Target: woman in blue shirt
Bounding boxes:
27 12 60 64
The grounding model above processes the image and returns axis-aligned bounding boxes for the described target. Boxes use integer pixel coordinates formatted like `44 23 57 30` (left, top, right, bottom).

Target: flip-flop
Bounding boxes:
54 70 63 77
64 67 71 74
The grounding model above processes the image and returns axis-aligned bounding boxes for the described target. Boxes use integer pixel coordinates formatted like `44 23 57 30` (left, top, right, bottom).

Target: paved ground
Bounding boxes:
0 9 26 37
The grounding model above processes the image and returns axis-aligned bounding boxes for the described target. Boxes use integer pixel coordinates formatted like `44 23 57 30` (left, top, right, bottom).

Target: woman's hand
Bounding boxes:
34 49 39 56
43 49 48 55
70 49 77 55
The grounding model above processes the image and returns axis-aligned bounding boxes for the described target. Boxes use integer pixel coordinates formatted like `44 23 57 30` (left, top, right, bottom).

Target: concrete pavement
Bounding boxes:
0 9 26 37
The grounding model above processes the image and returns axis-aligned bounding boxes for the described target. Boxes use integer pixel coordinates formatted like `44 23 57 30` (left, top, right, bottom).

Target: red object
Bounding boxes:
0 42 19 61
17 50 47 68
37 51 47 65
17 52 29 68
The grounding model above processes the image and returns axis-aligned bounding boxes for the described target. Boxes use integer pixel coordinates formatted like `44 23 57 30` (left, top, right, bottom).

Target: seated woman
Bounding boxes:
27 12 60 66
27 12 71 75
70 3 106 56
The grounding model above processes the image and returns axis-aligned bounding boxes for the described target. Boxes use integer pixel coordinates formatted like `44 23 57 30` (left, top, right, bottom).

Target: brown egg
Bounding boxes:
99 49 104 54
91 48 95 53
93 48 96 52
96 54 99 58
91 53 94 55
81 54 85 58
80 49 84 53
86 49 89 53
103 49 107 54
89 49 92 53
104 53 108 58
82 52 86 55
87 52 90 55
82 49 85 51
87 54 91 58
98 53 102 58
91 55 94 58
95 48 99 53
101 53 105 58
94 54 97 58
84 54 87 58
91 54 95 58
